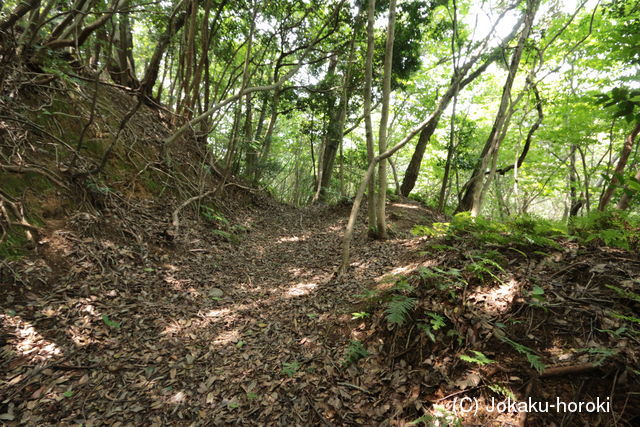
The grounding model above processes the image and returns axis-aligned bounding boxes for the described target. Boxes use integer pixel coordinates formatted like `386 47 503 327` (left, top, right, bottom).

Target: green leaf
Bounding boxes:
459 350 495 366
63 390 74 398
101 315 121 329
281 361 300 377
351 312 370 320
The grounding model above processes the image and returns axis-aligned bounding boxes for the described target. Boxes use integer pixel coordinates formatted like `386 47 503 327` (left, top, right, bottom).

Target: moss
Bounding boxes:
0 228 31 259
0 172 54 198
82 138 106 156
142 172 163 194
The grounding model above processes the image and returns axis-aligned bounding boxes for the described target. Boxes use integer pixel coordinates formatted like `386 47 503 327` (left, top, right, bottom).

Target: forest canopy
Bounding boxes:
1 0 639 222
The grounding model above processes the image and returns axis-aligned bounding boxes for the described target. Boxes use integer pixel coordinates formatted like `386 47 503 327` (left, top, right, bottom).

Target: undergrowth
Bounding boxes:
352 209 640 413
571 210 640 250
411 212 565 250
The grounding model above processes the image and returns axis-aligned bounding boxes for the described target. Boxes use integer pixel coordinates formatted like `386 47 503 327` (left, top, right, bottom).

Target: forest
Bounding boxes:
0 0 639 425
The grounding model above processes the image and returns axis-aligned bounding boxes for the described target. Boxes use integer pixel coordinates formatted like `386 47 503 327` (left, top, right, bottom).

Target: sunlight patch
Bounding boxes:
205 308 231 318
213 329 240 345
1 314 63 362
286 282 317 297
278 235 307 243
467 279 520 315
163 275 192 292
391 203 419 209
169 390 187 404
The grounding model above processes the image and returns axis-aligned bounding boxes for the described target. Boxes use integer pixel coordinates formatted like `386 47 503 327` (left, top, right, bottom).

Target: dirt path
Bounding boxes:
1 200 434 425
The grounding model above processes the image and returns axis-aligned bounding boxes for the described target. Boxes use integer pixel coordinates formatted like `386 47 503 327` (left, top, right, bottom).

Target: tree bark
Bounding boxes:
375 0 396 238
400 4 527 197
164 0 345 145
45 0 129 51
140 0 187 101
0 0 39 31
364 0 377 231
339 98 452 275
456 0 539 215
494 80 543 175
598 121 640 210
317 20 358 202
616 166 640 210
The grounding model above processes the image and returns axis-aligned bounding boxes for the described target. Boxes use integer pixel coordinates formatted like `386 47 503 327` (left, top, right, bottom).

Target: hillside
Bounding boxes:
0 83 638 425
2 0 640 425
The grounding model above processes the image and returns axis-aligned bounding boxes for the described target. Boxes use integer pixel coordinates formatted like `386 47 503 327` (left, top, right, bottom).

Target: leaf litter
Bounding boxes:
1 197 639 425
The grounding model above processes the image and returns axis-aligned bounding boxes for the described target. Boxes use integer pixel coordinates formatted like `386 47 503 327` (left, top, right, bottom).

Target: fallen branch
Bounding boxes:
172 190 216 230
336 381 373 395
539 363 598 378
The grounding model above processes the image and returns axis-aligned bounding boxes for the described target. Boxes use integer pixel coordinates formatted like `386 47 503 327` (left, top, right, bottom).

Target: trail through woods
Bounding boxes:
1 199 433 425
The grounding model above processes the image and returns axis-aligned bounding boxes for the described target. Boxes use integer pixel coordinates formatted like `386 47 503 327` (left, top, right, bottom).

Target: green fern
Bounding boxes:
391 278 415 292
578 347 617 366
606 284 640 303
342 340 369 366
460 350 495 366
385 295 416 325
418 312 447 342
501 337 546 373
488 384 516 400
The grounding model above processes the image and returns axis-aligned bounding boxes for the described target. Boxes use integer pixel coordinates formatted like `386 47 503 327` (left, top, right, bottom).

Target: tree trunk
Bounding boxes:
568 144 579 217
399 7 528 197
616 167 640 209
456 0 539 215
364 0 377 231
0 0 39 31
598 121 640 210
314 55 338 202
140 0 187 101
246 95 268 182
375 0 396 238
437 93 457 211
106 5 139 88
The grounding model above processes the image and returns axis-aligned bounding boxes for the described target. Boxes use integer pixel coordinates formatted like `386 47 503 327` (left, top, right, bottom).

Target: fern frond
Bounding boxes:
385 295 416 325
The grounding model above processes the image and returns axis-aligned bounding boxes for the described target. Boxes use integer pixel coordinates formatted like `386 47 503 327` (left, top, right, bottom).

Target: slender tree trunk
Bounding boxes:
375 0 396 238
364 0 377 231
246 95 268 182
313 52 341 203
339 97 450 275
577 145 591 212
616 167 640 209
568 144 579 217
438 0 458 212
317 23 359 202
456 0 539 215
0 0 39 31
598 121 640 210
400 7 528 197
438 89 457 211
389 157 401 195
140 1 187 101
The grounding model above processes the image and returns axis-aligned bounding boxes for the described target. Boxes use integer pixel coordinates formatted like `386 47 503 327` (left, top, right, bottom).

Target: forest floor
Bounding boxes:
0 196 434 425
2 195 640 426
